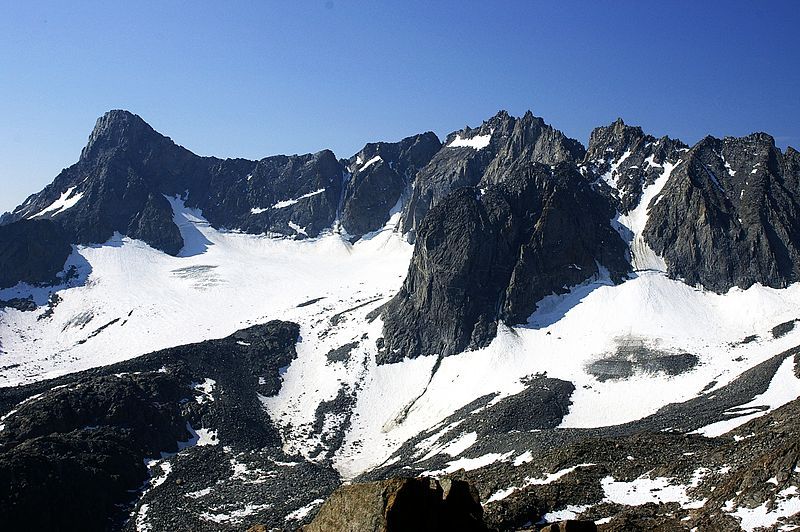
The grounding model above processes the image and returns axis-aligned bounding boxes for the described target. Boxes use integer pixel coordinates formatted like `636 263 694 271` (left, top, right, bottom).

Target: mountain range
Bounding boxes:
1 110 799 531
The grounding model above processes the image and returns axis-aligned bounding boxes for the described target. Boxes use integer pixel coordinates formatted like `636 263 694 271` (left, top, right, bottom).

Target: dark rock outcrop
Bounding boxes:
4 110 346 253
341 132 441 237
401 110 586 239
583 118 686 213
302 477 487 532
0 320 312 531
380 163 629 362
645 133 800 291
0 218 72 289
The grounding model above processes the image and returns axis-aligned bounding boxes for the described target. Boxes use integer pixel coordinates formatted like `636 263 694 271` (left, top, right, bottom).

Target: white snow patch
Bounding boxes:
200 503 269 524
286 498 325 521
600 150 632 190
447 130 492 150
487 463 596 502
195 427 219 446
601 472 706 509
358 155 382 172
693 355 800 437
729 486 800 531
136 503 151 532
614 159 679 272
29 186 84 218
193 378 216 404
541 504 591 522
272 189 326 209
146 460 172 489
428 451 514 476
288 221 308 236
185 487 213 499
421 431 478 461
513 450 534 466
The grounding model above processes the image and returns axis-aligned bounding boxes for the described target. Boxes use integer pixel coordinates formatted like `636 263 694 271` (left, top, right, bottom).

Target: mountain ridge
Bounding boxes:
3 109 800 361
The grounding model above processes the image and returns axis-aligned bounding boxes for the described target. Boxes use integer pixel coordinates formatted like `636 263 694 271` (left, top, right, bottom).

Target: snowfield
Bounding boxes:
2 197 800 481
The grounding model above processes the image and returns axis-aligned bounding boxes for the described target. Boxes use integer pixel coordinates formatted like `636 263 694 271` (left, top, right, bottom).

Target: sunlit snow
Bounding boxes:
29 186 84 218
447 131 492 150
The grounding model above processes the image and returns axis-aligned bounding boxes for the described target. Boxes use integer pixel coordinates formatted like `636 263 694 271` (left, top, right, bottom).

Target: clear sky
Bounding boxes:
1 0 799 213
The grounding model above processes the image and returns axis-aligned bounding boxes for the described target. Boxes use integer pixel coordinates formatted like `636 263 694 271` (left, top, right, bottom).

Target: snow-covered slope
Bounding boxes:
3 196 800 485
0 198 412 386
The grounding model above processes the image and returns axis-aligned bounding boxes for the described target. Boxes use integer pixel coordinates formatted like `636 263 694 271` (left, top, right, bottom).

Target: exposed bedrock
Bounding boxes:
380 162 629 363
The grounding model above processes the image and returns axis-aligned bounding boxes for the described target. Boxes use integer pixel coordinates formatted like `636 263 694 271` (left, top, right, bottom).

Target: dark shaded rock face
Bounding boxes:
401 110 586 239
0 372 192 531
0 219 72 289
583 118 686 213
341 132 441 237
302 477 487 532
4 110 345 252
208 150 344 239
0 321 309 531
644 134 800 292
380 163 629 362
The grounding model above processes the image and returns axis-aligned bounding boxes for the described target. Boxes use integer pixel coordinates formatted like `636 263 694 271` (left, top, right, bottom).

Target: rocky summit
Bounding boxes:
1 110 800 531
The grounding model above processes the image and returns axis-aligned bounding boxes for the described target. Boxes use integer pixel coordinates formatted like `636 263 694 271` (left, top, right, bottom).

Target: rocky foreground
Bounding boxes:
0 320 797 530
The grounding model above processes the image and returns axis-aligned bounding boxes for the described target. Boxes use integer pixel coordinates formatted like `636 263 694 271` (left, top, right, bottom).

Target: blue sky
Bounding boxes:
1 0 798 213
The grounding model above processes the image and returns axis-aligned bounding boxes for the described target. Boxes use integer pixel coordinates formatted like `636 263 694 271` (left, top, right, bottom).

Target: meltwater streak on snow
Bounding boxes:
29 186 84 218
0 197 412 386
693 355 800 438
447 131 492 150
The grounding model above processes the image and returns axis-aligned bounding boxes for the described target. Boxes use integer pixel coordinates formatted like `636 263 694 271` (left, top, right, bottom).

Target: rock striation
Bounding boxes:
645 134 800 291
379 162 629 362
341 132 441 237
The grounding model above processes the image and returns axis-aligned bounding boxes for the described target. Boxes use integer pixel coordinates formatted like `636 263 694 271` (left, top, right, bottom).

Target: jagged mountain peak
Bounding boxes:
80 109 167 161
586 119 648 159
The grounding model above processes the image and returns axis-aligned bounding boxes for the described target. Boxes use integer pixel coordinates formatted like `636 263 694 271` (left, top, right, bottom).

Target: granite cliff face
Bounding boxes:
380 162 629 362
645 133 800 291
400 110 586 239
341 132 441 237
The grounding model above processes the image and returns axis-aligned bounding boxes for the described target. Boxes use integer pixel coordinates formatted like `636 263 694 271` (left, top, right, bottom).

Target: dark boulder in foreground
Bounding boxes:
302 477 488 532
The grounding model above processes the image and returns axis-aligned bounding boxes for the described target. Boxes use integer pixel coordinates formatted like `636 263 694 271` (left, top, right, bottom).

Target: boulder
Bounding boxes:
303 477 487 532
